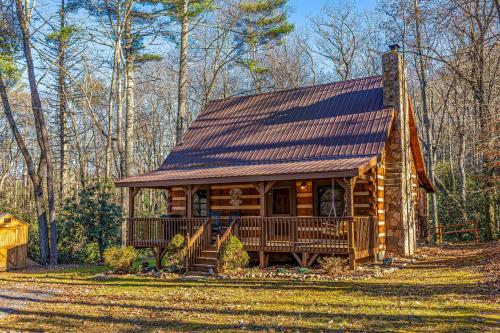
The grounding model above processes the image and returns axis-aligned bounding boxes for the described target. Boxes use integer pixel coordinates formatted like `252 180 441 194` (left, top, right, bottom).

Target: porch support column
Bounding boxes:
252 182 276 269
186 185 193 218
127 187 140 247
164 188 171 214
346 177 357 270
259 251 269 268
257 182 266 217
128 187 136 219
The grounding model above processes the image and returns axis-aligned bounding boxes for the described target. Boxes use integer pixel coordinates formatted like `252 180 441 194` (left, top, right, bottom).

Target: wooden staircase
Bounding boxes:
189 243 217 275
185 219 237 276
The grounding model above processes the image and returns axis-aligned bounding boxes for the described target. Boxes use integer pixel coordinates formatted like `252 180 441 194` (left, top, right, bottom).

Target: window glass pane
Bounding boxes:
318 185 345 216
193 190 209 217
272 188 291 214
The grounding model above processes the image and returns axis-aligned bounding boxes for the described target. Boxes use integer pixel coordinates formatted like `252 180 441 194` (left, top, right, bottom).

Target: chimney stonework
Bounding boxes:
382 48 417 256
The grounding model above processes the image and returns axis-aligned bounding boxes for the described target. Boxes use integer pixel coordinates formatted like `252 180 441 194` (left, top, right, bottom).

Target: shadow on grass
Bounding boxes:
0 302 495 333
0 273 490 299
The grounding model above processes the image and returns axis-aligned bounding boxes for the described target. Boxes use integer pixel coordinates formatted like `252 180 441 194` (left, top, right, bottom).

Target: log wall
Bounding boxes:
168 176 380 222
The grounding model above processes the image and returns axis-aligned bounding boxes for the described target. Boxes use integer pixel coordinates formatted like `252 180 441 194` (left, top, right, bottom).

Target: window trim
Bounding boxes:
315 183 346 217
192 189 209 217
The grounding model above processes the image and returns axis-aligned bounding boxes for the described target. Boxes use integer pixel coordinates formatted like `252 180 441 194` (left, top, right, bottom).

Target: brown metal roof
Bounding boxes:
116 156 378 187
118 76 395 187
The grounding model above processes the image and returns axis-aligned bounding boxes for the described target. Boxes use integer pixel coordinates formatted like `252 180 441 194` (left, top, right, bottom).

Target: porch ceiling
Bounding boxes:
115 155 378 188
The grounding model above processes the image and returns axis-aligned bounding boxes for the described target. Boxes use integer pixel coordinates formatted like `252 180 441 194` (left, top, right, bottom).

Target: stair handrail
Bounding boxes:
185 217 211 272
215 218 238 274
216 218 237 253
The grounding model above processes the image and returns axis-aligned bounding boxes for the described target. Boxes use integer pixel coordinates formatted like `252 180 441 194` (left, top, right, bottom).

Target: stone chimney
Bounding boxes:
381 45 417 256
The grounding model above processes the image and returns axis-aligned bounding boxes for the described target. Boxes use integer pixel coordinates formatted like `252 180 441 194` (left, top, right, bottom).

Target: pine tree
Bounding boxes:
238 0 294 92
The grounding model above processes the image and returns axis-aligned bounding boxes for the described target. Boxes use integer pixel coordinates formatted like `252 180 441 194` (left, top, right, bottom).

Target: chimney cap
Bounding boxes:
389 44 400 51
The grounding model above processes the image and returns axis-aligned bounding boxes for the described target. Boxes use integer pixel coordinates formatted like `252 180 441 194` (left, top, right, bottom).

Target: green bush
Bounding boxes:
163 234 186 269
58 179 122 263
318 256 348 275
220 236 249 272
104 246 139 273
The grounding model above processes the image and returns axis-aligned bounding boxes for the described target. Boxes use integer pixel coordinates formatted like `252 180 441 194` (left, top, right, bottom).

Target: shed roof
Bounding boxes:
0 213 27 226
117 76 431 190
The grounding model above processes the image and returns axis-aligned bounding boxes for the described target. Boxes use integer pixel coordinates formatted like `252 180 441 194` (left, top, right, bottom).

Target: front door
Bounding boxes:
269 187 292 242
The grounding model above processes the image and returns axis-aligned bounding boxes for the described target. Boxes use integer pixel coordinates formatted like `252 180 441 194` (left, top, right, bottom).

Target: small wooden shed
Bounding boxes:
0 213 28 271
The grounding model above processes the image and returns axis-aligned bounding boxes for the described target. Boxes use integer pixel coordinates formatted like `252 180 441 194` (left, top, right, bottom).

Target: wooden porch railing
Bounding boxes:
237 216 378 254
185 218 211 272
127 217 206 248
351 216 378 258
127 216 378 257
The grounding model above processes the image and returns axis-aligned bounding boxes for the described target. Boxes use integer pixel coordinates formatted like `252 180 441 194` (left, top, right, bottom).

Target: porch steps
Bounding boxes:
186 233 219 276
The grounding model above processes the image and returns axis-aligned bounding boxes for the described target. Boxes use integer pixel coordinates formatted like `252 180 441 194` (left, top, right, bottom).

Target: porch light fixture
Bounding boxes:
300 182 307 190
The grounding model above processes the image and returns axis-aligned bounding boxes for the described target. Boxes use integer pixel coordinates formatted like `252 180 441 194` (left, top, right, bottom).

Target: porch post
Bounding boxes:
346 178 357 270
164 188 171 214
186 185 193 218
128 187 135 219
126 187 138 247
258 182 266 217
257 182 270 268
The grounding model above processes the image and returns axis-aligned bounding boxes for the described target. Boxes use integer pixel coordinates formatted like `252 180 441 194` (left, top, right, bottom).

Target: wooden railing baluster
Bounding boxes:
127 216 379 261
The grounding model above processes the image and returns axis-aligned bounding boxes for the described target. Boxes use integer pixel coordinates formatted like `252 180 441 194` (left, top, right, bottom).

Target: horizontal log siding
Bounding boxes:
353 171 377 217
170 188 187 216
209 185 260 222
295 181 313 216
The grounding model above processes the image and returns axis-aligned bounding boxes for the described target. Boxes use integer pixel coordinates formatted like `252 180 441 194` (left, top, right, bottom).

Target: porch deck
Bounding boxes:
127 216 378 260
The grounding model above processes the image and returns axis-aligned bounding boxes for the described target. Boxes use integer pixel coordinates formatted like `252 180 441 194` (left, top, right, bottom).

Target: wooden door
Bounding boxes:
269 187 292 242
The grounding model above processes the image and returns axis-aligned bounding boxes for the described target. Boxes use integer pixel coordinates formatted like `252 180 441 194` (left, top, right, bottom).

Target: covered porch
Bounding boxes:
126 215 378 268
123 169 385 270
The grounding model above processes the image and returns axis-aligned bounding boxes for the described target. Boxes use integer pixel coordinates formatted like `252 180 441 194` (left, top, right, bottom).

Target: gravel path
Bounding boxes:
0 287 60 320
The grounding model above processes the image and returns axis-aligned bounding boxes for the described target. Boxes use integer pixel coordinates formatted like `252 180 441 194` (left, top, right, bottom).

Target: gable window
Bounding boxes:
192 190 209 217
317 185 345 217
272 187 291 215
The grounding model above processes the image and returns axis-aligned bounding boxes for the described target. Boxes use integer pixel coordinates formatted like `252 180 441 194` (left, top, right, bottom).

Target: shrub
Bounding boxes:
318 256 348 275
104 246 139 273
163 234 186 270
58 180 122 263
220 236 249 272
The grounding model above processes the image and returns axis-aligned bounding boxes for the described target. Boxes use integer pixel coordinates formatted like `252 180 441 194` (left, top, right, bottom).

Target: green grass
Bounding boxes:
0 244 498 332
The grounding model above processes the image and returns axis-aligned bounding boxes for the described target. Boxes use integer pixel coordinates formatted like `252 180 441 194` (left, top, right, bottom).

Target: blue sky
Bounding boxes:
288 0 377 27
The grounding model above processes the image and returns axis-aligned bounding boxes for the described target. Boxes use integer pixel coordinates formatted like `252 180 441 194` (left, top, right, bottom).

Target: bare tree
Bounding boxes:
15 0 58 264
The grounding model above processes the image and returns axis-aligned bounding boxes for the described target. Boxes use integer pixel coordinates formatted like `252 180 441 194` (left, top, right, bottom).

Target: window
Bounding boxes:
272 187 291 215
317 185 345 217
192 190 209 217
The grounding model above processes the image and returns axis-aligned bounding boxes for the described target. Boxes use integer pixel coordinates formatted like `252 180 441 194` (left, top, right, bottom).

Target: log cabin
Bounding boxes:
116 45 434 273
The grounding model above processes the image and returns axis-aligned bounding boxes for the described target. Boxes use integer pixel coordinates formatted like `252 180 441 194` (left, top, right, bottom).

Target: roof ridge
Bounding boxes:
206 75 383 104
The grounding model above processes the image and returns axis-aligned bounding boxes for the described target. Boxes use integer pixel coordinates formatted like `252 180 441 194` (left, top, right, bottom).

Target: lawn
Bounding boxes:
0 243 498 332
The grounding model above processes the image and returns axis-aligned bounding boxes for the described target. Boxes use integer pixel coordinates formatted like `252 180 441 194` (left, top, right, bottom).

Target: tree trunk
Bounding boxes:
176 0 190 145
0 73 50 265
58 0 68 205
105 43 119 178
122 4 135 245
15 0 58 264
414 0 438 235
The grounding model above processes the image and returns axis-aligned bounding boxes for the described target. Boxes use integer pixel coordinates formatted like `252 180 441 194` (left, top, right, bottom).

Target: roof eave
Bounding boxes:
115 167 363 189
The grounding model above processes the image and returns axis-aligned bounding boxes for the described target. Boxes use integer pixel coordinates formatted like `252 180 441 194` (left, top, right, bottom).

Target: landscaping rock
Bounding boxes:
93 274 113 281
383 257 393 266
